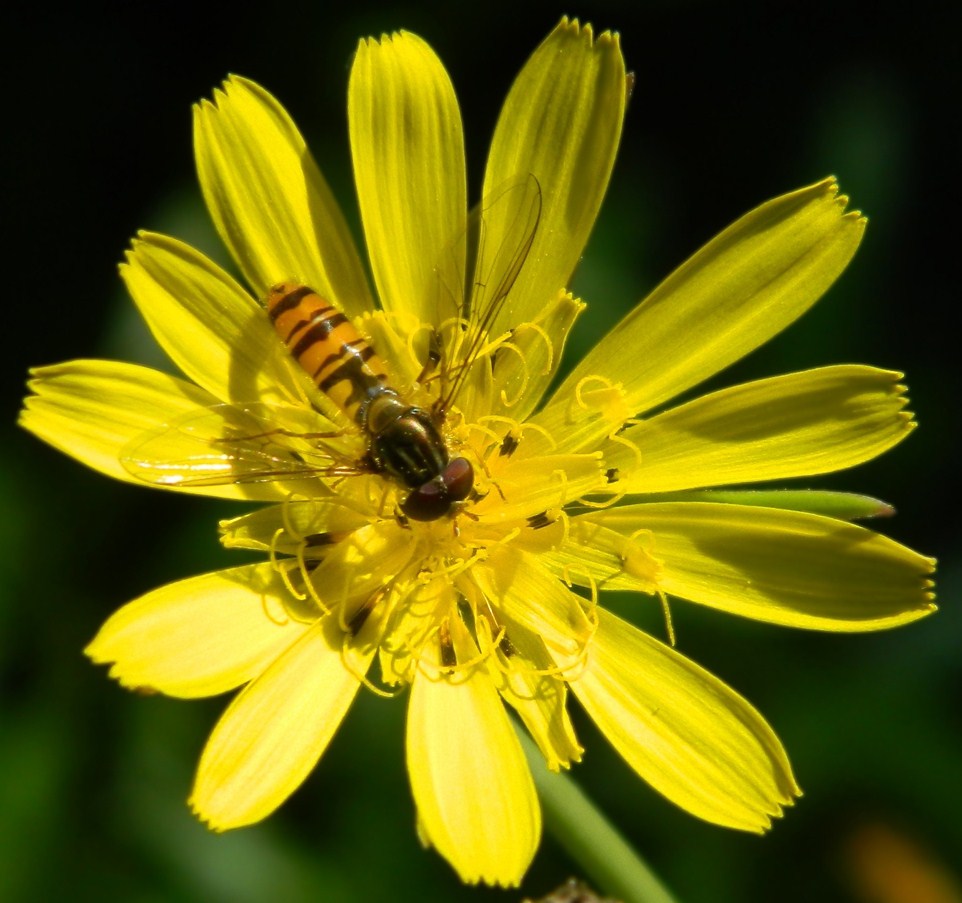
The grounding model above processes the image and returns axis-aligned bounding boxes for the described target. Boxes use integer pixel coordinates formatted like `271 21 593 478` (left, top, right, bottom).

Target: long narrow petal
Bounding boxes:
85 563 311 698
21 359 213 485
407 620 540 886
615 489 897 521
349 32 466 325
121 232 315 407
20 360 283 500
22 360 327 502
194 76 372 315
552 178 865 417
191 616 367 830
584 503 936 630
482 18 626 335
570 609 799 831
607 366 913 491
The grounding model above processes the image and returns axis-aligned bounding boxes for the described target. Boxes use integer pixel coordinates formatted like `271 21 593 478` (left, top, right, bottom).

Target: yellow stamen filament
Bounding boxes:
298 557 330 614
575 488 626 509
492 340 529 408
658 590 677 647
574 373 617 408
552 468 570 504
606 427 643 471
259 587 290 627
518 320 554 375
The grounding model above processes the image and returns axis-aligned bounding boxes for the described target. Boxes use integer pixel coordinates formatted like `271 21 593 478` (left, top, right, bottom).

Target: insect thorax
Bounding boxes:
364 393 448 489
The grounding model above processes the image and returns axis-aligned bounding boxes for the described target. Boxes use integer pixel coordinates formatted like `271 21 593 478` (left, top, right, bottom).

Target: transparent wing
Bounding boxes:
121 402 362 488
432 172 542 415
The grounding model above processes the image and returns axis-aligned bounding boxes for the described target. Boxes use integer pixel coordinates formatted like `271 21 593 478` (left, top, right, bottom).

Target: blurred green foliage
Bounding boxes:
3 2 959 901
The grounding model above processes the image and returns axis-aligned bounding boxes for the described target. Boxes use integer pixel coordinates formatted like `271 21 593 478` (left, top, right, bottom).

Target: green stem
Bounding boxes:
519 730 679 903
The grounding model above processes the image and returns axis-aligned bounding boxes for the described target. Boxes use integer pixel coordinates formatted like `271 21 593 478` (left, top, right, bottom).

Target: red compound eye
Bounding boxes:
401 458 474 521
442 457 473 502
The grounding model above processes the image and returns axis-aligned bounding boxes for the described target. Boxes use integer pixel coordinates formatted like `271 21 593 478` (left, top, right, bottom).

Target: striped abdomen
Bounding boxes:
267 283 390 423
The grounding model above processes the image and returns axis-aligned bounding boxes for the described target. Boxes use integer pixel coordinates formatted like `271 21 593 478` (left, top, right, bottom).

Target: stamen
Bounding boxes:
606 427 643 472
350 666 400 698
517 320 554 375
574 374 617 409
658 590 677 647
406 320 440 386
295 548 330 614
477 415 557 454
470 591 509 657
280 497 305 541
508 642 573 680
443 621 500 675
338 627 401 700
272 559 330 621
627 527 657 557
268 527 288 567
421 549 484 583
490 525 522 547
491 340 529 408
434 316 472 389
275 558 305 599
575 487 626 509
259 588 290 627
552 468 570 504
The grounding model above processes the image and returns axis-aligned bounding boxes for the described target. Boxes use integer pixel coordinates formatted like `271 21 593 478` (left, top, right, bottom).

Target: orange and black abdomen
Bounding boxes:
267 283 390 423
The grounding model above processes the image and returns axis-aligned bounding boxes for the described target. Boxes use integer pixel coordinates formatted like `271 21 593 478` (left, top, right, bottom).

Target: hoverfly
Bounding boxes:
121 174 542 521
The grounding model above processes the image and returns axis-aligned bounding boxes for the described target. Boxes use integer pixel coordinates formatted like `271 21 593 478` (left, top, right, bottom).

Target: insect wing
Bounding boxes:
434 173 542 414
121 403 353 489
468 172 543 329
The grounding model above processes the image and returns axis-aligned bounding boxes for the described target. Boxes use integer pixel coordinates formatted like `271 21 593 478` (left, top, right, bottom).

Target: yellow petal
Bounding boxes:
529 377 633 457
85 563 310 698
488 291 585 423
491 627 583 772
623 489 897 521
191 616 367 830
607 366 914 492
472 551 593 667
349 31 466 325
540 518 662 593
483 18 626 335
570 608 799 831
553 178 865 417
19 360 283 500
406 619 540 886
219 499 369 553
121 232 317 407
585 503 936 630
474 453 606 523
307 522 415 615
194 76 372 315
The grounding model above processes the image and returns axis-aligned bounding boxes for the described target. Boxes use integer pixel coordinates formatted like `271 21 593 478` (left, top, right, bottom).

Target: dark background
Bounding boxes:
3 2 959 901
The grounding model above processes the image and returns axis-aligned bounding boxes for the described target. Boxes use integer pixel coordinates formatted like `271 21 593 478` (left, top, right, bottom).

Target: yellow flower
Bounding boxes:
19 18 935 888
